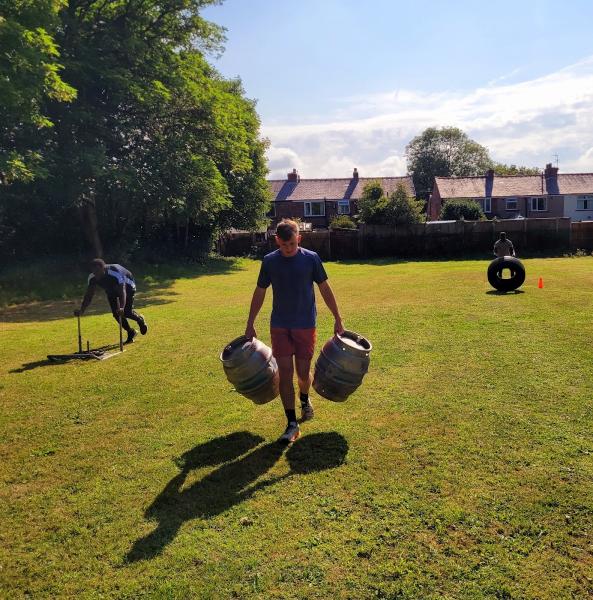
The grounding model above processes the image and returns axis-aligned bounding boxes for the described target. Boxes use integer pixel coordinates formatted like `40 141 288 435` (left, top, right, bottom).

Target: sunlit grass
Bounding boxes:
1 256 593 598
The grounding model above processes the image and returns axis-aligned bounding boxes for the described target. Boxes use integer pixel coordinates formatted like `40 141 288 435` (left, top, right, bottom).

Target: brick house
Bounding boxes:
428 164 593 222
268 168 416 229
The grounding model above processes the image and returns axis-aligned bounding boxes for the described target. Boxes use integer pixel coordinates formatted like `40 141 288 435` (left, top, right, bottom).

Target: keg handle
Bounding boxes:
340 329 363 344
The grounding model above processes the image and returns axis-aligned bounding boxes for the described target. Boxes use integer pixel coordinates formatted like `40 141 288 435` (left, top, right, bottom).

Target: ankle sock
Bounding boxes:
285 409 297 425
299 392 310 406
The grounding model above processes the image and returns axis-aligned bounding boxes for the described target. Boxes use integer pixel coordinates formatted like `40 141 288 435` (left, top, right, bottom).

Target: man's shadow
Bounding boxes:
126 430 348 562
9 359 57 373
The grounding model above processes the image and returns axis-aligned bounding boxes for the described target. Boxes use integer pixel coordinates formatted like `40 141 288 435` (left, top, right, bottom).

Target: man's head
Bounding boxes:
90 258 107 279
500 232 506 240
275 219 301 257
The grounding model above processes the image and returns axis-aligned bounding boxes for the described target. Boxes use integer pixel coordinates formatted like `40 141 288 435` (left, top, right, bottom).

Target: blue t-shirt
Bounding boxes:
257 247 328 329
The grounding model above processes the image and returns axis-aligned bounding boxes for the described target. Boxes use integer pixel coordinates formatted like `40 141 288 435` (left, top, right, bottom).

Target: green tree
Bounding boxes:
358 181 424 226
0 0 76 184
405 127 493 199
384 183 425 225
98 52 270 254
493 163 541 176
46 0 232 255
440 199 485 221
1 0 270 258
357 180 386 223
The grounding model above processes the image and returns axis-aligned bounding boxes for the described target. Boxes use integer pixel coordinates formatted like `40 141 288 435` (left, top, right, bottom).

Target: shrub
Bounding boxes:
440 199 485 221
329 215 356 229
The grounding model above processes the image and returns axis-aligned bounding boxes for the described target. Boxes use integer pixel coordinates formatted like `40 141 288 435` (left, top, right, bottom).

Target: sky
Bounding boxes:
202 0 593 180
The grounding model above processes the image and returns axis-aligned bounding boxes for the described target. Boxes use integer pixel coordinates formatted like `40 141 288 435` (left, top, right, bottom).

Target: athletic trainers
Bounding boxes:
138 315 148 335
278 422 301 445
125 329 137 344
301 401 314 421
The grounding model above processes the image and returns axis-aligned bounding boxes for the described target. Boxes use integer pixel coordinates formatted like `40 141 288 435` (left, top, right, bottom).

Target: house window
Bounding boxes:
304 201 325 217
577 195 593 210
483 197 492 213
505 198 518 210
338 200 350 214
530 197 547 211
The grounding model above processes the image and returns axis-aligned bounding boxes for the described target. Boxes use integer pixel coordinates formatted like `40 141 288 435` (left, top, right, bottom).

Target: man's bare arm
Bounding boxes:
75 285 95 316
118 283 126 314
245 286 267 339
317 280 345 334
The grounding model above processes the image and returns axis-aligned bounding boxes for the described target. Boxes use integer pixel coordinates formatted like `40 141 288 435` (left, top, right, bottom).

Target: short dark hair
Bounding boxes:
500 232 506 239
91 258 106 269
276 219 299 241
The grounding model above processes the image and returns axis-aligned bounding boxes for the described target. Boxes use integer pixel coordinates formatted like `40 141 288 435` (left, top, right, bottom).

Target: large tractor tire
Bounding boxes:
487 256 526 292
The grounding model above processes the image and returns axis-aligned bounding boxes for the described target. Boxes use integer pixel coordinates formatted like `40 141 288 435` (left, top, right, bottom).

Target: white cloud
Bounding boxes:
266 146 305 179
570 146 593 172
263 55 593 178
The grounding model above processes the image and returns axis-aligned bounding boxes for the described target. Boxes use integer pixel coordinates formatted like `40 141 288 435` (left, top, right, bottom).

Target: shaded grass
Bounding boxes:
0 255 241 310
1 256 593 598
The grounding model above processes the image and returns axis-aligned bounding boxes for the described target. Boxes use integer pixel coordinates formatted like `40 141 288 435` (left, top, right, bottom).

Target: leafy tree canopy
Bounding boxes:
0 0 76 183
493 163 541 176
359 182 424 226
405 127 492 199
405 126 543 200
357 181 385 224
0 0 271 258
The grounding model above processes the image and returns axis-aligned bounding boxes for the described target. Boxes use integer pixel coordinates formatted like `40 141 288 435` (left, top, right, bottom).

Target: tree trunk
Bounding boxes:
79 197 103 257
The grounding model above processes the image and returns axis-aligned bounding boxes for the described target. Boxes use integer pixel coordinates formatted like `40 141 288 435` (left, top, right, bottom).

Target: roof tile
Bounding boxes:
435 173 593 199
269 177 415 202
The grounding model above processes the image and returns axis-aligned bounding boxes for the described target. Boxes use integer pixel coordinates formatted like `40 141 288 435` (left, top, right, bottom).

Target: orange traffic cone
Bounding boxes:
538 277 544 289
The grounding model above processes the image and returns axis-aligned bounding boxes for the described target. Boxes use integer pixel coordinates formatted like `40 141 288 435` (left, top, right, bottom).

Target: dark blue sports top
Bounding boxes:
88 264 136 298
257 247 328 329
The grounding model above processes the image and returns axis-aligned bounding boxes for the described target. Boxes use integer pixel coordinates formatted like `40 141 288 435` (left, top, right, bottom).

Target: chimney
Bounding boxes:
545 163 558 177
353 168 359 179
287 168 300 182
485 169 494 178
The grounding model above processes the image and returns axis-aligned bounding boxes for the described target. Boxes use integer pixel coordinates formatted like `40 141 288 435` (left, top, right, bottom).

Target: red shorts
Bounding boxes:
271 328 316 359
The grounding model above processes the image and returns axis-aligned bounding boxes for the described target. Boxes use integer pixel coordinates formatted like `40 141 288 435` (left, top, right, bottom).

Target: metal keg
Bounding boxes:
313 330 372 402
220 336 279 404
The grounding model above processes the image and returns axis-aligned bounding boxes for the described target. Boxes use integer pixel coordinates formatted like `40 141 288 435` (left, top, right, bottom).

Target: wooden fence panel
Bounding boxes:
329 228 359 260
299 231 331 260
571 221 593 251
219 218 573 259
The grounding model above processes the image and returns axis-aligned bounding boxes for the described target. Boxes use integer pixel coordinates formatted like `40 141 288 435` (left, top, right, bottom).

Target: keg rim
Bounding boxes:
220 335 254 362
336 330 372 352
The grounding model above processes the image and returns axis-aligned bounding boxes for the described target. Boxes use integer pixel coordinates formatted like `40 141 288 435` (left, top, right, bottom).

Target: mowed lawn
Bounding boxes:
1 257 593 599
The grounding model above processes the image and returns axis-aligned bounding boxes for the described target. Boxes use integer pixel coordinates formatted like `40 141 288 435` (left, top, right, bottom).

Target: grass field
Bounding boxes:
1 256 593 599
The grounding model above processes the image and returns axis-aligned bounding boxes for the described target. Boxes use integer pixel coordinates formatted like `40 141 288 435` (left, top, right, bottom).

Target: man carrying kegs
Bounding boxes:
245 219 345 444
